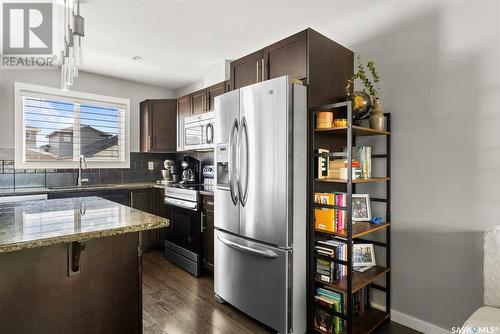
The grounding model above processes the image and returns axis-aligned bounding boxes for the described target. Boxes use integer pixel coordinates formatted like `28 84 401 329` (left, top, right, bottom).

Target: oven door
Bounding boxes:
164 202 202 256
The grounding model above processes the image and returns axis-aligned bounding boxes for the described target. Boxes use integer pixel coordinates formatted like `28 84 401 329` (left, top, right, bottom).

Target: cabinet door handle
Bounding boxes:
256 61 259 82
261 58 265 81
148 135 152 149
201 212 205 232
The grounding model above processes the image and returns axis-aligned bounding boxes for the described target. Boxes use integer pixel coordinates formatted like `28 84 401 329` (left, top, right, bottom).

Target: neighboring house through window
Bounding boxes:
14 82 130 169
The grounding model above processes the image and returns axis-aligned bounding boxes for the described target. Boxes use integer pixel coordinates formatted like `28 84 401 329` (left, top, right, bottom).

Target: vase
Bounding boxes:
369 98 385 131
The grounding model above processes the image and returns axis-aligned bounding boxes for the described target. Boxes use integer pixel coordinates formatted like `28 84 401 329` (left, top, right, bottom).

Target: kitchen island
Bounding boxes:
0 196 168 334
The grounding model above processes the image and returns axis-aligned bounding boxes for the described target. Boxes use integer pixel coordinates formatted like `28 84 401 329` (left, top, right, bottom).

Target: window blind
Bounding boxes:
15 83 130 169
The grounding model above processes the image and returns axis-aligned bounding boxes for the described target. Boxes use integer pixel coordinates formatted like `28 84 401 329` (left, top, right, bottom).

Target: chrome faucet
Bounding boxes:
78 155 89 187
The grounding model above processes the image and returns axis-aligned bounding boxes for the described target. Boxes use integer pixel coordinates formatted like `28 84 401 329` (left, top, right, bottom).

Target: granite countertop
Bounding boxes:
0 196 169 253
0 182 164 197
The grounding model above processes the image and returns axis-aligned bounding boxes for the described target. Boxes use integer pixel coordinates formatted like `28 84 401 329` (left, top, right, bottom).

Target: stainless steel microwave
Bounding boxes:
183 111 215 151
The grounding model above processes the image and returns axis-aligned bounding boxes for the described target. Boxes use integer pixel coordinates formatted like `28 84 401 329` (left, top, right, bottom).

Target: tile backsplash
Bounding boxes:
0 152 177 189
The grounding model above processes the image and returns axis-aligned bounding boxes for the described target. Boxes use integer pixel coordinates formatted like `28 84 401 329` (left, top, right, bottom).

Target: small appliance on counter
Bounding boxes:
159 159 176 185
180 155 198 184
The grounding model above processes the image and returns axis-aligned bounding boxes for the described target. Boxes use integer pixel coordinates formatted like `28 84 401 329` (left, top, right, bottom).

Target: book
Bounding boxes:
314 307 334 334
315 149 329 179
314 192 348 233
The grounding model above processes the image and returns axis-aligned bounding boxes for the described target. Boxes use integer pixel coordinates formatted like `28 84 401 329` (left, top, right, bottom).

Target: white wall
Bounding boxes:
0 70 175 155
175 60 230 97
319 1 500 331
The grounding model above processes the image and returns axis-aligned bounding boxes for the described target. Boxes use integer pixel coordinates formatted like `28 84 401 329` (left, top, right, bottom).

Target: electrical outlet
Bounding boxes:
148 161 154 170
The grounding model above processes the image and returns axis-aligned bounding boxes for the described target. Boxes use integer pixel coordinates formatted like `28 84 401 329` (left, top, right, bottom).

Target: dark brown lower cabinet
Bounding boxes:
130 188 165 252
202 195 214 271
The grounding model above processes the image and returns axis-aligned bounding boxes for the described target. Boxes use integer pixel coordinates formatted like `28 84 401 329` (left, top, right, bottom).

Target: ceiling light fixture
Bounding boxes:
61 0 85 91
131 56 143 60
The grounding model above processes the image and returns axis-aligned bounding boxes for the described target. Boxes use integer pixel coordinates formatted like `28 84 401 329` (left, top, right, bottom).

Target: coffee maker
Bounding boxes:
180 155 198 184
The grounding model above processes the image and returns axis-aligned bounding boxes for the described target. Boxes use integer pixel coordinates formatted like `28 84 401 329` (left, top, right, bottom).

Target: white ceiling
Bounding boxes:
81 0 384 90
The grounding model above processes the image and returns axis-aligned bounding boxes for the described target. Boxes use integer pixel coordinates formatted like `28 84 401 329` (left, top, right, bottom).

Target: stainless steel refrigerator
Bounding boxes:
214 76 307 334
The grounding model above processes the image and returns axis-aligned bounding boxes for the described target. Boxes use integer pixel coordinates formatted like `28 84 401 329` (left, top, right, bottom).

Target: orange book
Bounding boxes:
314 193 335 232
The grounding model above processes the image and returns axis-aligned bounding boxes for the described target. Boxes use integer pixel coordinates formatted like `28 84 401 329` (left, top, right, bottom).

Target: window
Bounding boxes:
15 82 130 169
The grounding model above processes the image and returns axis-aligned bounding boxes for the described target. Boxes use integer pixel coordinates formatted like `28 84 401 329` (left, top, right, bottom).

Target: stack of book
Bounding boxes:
314 286 372 334
314 193 347 233
328 159 361 180
327 146 372 180
315 239 347 282
314 288 343 333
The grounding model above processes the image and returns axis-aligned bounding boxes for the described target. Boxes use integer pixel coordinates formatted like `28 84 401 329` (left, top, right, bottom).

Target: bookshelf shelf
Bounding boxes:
316 266 390 293
315 222 390 239
308 102 391 334
315 125 390 137
315 177 390 184
314 309 389 334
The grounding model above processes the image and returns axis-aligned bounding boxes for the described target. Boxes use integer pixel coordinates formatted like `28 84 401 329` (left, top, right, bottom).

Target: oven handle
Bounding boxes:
217 235 278 258
165 197 199 211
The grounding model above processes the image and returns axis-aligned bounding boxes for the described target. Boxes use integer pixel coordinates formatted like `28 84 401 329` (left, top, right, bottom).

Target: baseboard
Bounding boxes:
391 309 450 334
371 303 450 334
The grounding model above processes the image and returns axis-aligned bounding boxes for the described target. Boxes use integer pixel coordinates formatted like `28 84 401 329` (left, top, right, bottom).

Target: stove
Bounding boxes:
163 165 214 277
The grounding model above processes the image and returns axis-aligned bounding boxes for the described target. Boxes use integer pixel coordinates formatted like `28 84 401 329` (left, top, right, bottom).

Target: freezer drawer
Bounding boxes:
214 230 291 333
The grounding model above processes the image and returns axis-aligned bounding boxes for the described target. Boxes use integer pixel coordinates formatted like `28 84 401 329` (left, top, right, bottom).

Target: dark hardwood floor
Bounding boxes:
142 251 421 334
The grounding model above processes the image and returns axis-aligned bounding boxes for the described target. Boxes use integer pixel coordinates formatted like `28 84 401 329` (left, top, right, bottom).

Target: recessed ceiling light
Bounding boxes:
131 56 142 60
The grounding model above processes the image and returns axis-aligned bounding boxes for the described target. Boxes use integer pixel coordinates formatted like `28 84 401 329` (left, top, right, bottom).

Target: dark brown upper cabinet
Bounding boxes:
263 30 307 82
190 88 207 115
230 50 264 90
176 95 191 151
206 81 226 112
140 99 177 153
229 28 353 107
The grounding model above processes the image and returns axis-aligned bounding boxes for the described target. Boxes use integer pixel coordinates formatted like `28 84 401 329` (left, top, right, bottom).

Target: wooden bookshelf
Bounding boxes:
315 177 390 184
316 266 390 293
308 103 392 334
315 222 390 239
315 125 390 137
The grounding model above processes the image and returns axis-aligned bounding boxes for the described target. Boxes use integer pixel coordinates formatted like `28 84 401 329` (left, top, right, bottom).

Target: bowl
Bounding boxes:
334 119 348 127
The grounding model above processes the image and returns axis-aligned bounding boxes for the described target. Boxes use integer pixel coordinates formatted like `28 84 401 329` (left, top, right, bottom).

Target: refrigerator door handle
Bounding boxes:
228 119 239 205
217 235 278 258
237 116 249 206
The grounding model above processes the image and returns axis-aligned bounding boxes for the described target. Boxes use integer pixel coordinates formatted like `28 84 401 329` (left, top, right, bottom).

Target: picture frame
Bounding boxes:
352 194 372 221
353 244 376 267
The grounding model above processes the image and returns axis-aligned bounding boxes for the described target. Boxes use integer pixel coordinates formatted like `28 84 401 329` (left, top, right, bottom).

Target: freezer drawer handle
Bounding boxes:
217 235 278 258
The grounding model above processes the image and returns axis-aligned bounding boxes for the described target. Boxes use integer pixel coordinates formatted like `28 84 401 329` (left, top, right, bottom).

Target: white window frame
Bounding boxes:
14 82 130 169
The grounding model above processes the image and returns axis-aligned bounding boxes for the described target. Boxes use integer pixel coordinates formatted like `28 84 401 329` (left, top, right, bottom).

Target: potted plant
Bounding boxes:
345 56 385 131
